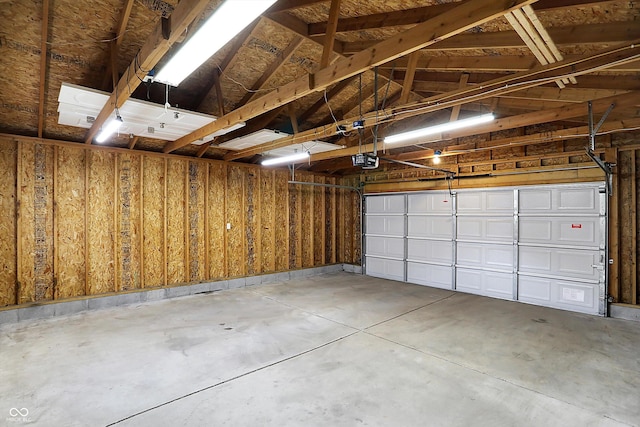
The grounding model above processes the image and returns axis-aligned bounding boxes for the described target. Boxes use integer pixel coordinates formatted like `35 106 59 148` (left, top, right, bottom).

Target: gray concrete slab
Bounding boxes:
0 289 355 426
368 292 640 426
252 272 454 329
118 332 627 427
1 273 638 427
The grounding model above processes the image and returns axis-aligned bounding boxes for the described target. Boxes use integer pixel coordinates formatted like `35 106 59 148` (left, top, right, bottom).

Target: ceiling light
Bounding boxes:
385 113 495 145
154 0 277 86
96 114 123 143
433 150 441 164
262 151 310 166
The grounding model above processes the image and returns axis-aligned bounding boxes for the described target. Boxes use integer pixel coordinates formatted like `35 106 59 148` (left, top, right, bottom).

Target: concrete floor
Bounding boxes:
1 272 639 426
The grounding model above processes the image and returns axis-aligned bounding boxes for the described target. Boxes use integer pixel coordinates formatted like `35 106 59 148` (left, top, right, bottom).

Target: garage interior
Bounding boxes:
1 0 640 425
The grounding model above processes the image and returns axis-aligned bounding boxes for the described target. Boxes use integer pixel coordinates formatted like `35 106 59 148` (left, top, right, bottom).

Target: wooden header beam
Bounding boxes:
85 0 212 144
163 0 538 153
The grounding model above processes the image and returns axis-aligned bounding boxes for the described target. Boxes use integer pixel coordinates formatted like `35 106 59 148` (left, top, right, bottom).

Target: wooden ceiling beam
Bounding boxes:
399 52 420 105
223 40 640 161
164 0 537 154
37 0 50 138
266 9 418 119
308 0 615 36
413 81 628 103
341 22 640 54
306 91 640 164
269 0 326 13
101 0 136 91
85 0 212 144
320 0 341 68
379 55 640 73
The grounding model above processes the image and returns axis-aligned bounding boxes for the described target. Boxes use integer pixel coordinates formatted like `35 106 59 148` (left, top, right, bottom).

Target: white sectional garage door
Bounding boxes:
364 183 606 315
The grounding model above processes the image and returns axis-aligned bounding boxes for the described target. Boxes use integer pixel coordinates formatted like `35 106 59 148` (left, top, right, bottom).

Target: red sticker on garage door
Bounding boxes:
572 224 582 228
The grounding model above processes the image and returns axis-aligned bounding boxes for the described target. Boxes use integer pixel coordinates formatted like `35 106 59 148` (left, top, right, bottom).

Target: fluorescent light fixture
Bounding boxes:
433 150 441 164
96 114 123 143
154 0 277 86
385 113 495 145
262 151 310 166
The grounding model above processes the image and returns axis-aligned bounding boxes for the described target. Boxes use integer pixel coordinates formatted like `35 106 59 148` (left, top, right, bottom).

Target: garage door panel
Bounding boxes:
366 236 404 259
520 186 599 214
366 195 405 214
407 193 452 214
366 257 404 281
457 217 513 242
366 216 405 236
457 190 513 214
457 242 514 270
518 246 600 281
518 275 599 314
407 239 453 264
408 216 452 239
519 217 599 247
456 268 513 299
407 263 452 289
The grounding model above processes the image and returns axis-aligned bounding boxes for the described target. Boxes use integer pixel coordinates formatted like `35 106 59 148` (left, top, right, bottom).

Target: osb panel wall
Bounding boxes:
167 159 187 285
55 146 86 299
142 157 165 288
0 141 17 306
0 136 360 308
87 150 115 295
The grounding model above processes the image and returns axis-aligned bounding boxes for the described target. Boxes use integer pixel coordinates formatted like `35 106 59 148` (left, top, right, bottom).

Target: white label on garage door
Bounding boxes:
563 288 585 302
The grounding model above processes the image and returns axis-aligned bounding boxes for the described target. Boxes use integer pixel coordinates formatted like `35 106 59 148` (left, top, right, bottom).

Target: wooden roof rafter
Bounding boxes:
222 39 640 161
37 0 50 138
84 0 214 144
306 91 640 165
340 22 640 54
164 0 540 154
307 0 614 37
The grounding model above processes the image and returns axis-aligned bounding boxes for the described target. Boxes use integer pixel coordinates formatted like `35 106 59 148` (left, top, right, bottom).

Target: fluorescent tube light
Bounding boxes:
385 113 495 145
262 151 310 166
154 0 277 86
96 114 123 143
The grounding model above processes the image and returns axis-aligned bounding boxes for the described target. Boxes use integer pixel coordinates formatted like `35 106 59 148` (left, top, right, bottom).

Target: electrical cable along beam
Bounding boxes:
84 0 212 144
222 40 640 162
162 0 538 154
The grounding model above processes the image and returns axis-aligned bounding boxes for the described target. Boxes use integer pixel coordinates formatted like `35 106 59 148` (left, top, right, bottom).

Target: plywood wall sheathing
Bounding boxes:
226 165 245 277
274 170 289 272
260 170 276 274
87 150 115 295
116 153 141 291
188 161 207 282
55 146 86 299
142 156 165 288
289 178 301 269
245 169 260 275
167 159 187 285
300 174 314 268
0 141 17 306
1 136 362 308
208 163 226 279
18 144 55 303
314 175 325 265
